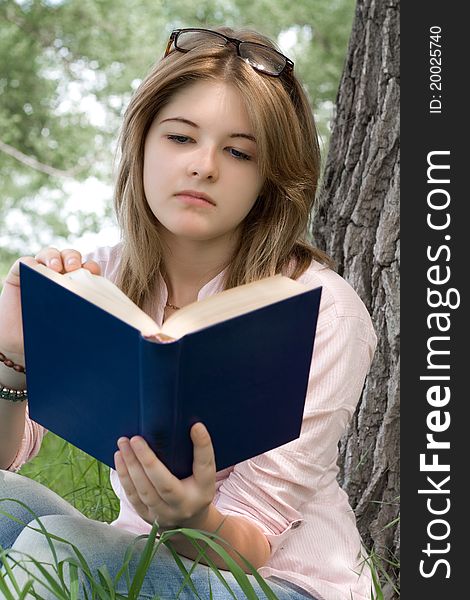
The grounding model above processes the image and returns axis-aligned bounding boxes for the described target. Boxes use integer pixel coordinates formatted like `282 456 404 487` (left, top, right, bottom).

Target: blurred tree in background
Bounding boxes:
0 0 354 277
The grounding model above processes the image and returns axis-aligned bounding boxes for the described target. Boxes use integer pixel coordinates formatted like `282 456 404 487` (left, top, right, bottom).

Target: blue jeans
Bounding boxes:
0 471 316 599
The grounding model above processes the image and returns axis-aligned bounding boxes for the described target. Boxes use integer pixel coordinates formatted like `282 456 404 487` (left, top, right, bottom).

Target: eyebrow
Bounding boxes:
159 117 257 143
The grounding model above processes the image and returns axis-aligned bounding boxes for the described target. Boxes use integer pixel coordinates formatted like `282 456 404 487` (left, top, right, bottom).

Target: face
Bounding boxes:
143 80 264 244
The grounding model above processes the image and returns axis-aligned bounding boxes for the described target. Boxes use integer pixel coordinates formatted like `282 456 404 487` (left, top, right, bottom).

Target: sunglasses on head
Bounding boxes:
164 28 294 78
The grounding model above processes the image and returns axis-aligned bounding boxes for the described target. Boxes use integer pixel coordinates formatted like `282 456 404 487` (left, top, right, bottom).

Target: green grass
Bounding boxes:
18 433 119 523
368 498 400 599
1 433 389 599
366 548 400 600
0 507 279 599
1 433 280 599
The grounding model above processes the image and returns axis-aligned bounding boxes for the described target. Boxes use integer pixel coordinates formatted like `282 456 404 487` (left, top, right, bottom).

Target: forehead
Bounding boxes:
157 80 253 132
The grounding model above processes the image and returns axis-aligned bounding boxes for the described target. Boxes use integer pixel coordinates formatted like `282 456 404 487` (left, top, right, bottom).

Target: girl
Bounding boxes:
0 27 377 600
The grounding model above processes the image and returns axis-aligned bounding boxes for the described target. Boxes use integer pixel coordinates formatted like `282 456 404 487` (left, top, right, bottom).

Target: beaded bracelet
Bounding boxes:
0 351 27 402
0 351 26 373
0 383 28 402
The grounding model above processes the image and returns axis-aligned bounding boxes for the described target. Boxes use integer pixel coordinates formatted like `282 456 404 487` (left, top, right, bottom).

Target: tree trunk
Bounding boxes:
311 0 400 597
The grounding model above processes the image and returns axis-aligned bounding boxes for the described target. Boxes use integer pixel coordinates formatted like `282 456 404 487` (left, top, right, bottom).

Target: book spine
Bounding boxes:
138 337 182 473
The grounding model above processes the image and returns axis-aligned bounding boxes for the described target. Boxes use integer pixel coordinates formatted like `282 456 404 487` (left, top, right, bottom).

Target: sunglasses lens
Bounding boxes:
239 42 286 75
176 30 228 51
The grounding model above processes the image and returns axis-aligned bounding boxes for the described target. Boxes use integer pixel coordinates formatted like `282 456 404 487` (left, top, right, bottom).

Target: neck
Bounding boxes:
160 230 238 308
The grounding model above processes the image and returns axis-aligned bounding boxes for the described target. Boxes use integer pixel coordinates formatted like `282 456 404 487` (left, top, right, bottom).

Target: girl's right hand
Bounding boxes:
0 248 101 361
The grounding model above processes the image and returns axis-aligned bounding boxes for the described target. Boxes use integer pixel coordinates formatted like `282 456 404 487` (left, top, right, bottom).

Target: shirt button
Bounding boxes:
291 520 302 529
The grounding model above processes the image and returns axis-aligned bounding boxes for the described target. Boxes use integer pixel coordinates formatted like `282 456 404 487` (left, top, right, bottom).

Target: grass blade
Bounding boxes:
127 521 159 598
173 529 260 600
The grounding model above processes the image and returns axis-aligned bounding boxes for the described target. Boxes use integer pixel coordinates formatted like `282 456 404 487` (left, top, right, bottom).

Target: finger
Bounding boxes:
114 450 149 514
129 436 182 503
118 437 166 508
6 257 40 287
60 250 100 274
34 247 63 272
190 423 216 485
60 249 84 272
8 251 100 285
81 259 101 276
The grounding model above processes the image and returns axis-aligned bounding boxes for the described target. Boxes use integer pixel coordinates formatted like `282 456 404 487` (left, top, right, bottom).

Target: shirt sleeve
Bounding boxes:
213 302 377 555
7 405 47 472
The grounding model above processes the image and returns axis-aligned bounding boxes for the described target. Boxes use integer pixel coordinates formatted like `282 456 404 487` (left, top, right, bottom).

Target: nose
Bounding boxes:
187 146 219 182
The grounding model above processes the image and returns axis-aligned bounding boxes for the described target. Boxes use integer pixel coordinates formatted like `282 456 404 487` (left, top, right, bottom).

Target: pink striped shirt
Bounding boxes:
10 244 377 600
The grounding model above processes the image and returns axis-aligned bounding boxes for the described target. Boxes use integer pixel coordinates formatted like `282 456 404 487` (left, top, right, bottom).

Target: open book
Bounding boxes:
27 263 318 341
20 262 322 478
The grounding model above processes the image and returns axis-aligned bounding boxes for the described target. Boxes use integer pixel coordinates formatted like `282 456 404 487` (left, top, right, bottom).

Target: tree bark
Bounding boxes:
311 0 400 597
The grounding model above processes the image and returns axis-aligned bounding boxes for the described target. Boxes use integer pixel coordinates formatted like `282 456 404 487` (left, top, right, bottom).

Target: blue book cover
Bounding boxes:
20 262 322 479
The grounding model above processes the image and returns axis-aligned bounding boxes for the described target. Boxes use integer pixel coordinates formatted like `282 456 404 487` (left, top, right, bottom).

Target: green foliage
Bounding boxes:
18 432 119 523
0 515 281 599
0 0 355 256
367 546 400 600
9 435 387 599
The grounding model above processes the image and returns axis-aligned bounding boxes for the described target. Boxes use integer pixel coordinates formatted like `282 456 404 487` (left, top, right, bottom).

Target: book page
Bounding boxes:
28 265 309 342
161 275 308 339
31 264 161 337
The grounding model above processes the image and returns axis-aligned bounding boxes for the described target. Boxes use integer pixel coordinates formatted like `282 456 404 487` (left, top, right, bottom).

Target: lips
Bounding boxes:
175 190 216 206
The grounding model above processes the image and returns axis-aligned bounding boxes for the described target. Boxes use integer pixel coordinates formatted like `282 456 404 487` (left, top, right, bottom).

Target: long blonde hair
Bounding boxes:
114 26 330 308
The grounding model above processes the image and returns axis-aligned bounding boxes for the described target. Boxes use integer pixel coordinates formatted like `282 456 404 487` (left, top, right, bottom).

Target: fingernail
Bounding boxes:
131 437 145 449
66 257 79 266
49 258 61 268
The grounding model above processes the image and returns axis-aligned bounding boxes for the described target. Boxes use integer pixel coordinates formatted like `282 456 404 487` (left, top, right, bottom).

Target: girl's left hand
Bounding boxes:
115 422 216 529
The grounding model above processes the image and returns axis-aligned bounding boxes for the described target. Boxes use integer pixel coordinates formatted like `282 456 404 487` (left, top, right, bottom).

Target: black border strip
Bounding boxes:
402 3 465 596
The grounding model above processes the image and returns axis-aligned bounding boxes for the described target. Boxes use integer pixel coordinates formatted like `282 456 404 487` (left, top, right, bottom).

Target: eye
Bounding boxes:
167 134 192 144
228 148 252 161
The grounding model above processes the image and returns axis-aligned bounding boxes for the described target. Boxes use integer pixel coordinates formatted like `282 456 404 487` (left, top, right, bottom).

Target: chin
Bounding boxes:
179 230 223 242
159 223 220 241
